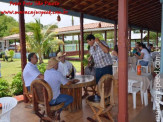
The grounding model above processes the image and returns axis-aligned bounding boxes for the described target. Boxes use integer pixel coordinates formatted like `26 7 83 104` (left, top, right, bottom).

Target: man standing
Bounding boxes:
86 34 113 84
57 52 76 78
23 53 44 91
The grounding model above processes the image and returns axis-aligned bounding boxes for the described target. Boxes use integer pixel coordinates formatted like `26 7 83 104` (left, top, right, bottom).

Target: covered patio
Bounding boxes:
0 0 163 122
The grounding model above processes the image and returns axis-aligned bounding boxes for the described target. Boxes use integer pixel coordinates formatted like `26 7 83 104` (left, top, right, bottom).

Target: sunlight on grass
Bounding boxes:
1 58 81 83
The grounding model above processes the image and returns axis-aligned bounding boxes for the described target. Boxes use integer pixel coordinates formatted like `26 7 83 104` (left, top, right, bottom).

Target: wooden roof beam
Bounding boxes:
61 0 73 6
129 2 160 15
72 0 85 9
107 0 159 19
82 0 104 11
95 5 118 16
88 0 117 15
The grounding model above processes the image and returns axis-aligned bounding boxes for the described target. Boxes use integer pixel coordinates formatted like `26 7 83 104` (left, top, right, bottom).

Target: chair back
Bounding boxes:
0 97 17 122
154 91 163 121
128 80 141 93
97 74 114 108
21 75 32 103
30 79 53 104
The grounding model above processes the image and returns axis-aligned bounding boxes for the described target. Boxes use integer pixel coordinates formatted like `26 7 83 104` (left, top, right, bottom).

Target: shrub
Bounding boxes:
0 79 10 97
37 63 46 74
11 72 23 95
83 54 90 67
8 50 15 61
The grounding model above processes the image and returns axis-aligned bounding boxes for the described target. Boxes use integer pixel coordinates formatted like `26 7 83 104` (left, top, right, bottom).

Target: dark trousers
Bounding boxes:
95 65 112 84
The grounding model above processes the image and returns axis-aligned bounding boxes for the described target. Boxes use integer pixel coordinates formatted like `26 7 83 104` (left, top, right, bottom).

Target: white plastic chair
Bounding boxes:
128 79 143 109
136 58 153 74
153 91 163 122
0 97 17 122
112 59 118 75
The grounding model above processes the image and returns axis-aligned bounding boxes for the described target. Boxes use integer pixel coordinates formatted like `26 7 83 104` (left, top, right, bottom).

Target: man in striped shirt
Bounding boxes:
86 34 113 84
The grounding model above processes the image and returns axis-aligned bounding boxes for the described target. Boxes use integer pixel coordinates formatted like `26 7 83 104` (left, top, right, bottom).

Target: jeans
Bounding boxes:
49 94 73 112
139 60 148 66
95 65 113 84
27 86 30 92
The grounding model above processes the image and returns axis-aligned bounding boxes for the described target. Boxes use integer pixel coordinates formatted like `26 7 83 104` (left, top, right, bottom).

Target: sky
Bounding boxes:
0 2 99 28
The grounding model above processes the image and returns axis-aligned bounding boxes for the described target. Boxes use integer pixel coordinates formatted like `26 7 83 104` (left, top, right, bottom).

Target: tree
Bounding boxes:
7 50 15 61
144 31 161 43
107 31 114 40
0 15 19 37
26 19 64 63
0 14 7 37
94 33 104 40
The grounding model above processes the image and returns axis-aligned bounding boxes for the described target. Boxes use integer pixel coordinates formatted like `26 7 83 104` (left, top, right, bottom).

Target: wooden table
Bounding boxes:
61 75 95 112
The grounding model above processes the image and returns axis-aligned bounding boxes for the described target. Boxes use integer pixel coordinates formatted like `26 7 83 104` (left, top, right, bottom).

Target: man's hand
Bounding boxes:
71 79 80 84
95 38 100 44
65 79 80 85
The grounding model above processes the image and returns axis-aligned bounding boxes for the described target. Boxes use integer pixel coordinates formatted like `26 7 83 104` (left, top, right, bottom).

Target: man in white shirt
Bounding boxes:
57 52 76 78
23 53 44 91
44 57 77 118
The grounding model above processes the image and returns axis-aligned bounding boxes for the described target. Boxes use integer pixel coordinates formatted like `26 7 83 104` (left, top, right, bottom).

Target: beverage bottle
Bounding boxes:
137 64 141 75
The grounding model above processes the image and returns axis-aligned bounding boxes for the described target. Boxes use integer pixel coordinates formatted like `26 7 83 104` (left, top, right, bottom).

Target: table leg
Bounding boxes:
61 88 82 112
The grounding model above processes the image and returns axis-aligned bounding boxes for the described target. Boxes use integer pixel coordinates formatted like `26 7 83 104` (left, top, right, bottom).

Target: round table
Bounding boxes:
61 75 95 112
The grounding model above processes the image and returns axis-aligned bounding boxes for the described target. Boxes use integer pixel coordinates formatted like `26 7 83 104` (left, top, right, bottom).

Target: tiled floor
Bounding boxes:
3 80 156 122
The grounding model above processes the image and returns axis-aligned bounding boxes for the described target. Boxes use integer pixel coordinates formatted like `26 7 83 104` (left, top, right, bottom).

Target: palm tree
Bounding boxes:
26 19 64 63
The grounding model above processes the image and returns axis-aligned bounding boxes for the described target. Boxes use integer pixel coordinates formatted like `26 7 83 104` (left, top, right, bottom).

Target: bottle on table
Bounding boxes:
137 63 141 75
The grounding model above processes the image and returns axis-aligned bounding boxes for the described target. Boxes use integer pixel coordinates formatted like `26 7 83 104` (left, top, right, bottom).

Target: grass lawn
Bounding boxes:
1 58 81 83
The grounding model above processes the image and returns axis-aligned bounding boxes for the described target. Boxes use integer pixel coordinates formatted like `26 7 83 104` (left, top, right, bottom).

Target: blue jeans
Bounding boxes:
49 94 73 112
27 86 30 92
139 60 148 66
95 65 113 84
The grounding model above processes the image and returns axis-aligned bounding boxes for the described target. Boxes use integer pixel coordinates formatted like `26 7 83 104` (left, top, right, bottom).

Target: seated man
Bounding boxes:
23 53 44 91
84 56 95 76
44 57 75 115
148 44 154 53
133 42 141 56
84 56 96 96
57 52 76 78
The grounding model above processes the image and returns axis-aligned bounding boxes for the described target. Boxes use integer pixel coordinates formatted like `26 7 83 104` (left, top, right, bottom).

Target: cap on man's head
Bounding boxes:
46 57 58 70
57 52 66 58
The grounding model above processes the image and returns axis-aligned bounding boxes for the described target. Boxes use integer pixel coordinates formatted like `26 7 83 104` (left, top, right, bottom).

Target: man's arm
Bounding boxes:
135 53 144 59
95 38 109 53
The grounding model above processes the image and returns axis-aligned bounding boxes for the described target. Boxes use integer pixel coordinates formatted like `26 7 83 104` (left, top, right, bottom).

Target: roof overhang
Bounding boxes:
0 0 160 32
56 27 114 35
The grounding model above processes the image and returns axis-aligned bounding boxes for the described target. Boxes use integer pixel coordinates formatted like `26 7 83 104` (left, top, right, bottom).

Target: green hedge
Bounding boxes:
11 72 23 95
0 63 47 97
0 79 11 97
38 63 46 74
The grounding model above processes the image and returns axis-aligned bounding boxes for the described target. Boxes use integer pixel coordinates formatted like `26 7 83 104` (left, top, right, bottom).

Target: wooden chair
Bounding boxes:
86 74 115 122
30 79 64 122
22 76 32 103
83 85 96 98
